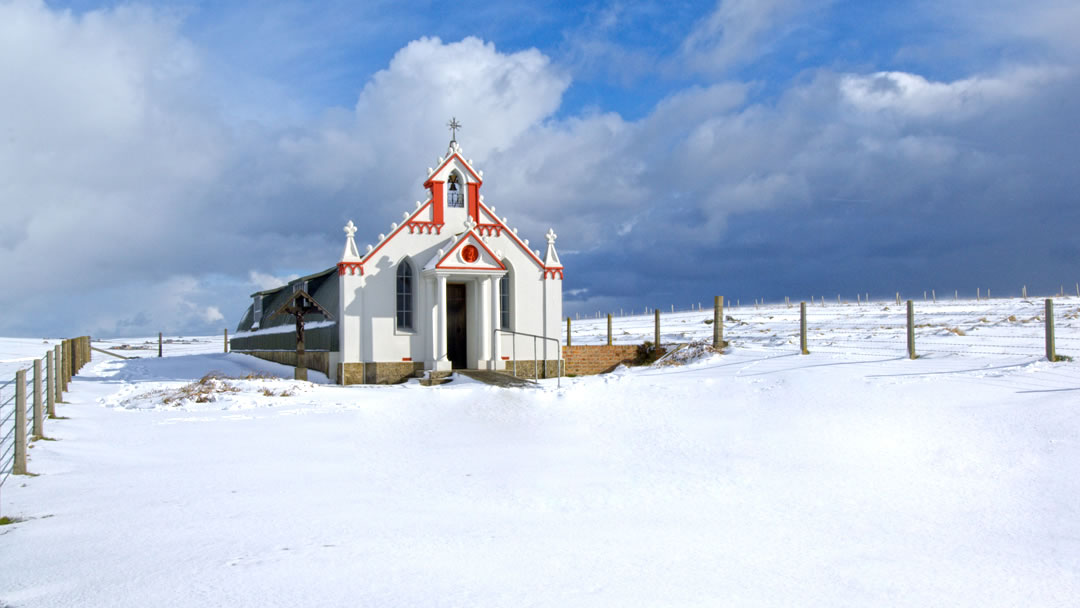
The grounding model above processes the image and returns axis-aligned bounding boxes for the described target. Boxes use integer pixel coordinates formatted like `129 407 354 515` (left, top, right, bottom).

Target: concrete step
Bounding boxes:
456 370 537 388
419 370 453 386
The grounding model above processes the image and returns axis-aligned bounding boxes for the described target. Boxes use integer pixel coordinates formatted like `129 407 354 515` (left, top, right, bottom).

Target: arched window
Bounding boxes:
396 261 413 330
499 273 510 330
446 172 464 208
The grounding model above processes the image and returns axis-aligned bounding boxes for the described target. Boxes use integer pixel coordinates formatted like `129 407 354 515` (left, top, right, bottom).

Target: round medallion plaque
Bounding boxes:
462 244 479 263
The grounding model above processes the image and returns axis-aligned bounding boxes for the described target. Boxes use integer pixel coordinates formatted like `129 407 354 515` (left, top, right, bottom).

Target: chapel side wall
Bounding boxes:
489 234 555 359
363 233 445 364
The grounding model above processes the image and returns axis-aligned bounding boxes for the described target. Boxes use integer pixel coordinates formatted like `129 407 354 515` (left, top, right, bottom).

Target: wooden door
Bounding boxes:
447 283 467 369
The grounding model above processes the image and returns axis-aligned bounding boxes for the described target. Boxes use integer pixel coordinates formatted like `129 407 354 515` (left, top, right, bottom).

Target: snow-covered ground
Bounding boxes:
1 299 1079 607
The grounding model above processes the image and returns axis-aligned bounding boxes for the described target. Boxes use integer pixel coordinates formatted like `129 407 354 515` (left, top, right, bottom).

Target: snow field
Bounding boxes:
569 296 1080 361
0 300 1078 607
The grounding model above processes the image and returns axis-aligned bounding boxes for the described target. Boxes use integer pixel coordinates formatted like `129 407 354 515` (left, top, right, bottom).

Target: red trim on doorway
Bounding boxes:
434 231 507 270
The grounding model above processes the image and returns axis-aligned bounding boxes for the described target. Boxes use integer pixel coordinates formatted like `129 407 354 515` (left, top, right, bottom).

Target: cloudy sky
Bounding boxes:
2 0 1078 338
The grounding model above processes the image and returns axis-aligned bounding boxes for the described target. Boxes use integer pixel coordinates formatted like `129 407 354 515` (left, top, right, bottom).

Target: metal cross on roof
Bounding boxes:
447 117 462 141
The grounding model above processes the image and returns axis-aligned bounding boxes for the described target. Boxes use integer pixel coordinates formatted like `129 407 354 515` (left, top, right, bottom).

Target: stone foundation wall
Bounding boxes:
562 345 640 375
501 359 563 379
339 361 425 385
235 350 329 377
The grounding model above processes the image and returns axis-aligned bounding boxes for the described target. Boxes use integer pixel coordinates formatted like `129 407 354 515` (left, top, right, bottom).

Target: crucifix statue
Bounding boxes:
272 289 334 381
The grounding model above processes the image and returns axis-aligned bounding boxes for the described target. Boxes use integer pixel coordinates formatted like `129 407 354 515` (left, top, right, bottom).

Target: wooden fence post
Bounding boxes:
607 314 613 346
1045 298 1057 362
907 300 916 360
61 341 70 390
800 301 809 355
654 308 660 351
32 358 43 439
14 369 27 475
566 317 572 347
54 345 63 403
158 332 163 358
713 296 723 349
224 329 229 353
46 350 55 418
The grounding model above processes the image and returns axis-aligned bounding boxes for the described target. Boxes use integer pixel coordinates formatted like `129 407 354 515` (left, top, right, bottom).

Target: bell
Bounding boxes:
448 182 458 191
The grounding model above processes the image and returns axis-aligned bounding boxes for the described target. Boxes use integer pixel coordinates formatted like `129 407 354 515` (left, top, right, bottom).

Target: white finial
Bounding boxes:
502 217 508 223
403 212 410 219
427 167 433 174
524 239 529 246
468 159 473 164
415 201 422 209
513 227 518 234
366 244 373 252
534 250 541 257
438 156 444 163
379 233 385 241
437 248 444 257
391 222 398 230
341 220 361 262
544 227 562 267
478 170 483 177
480 195 485 202
464 217 478 232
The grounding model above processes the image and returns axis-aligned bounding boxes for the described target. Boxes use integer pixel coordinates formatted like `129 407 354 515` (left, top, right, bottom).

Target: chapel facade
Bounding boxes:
231 133 564 384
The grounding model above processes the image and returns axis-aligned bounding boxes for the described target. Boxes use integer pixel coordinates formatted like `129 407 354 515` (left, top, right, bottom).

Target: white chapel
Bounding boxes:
231 123 564 384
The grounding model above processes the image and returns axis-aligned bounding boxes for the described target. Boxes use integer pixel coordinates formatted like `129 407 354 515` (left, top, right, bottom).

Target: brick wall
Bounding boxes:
562 345 640 375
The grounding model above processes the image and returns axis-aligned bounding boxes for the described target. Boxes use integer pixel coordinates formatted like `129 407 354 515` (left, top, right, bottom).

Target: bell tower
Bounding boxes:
422 117 484 228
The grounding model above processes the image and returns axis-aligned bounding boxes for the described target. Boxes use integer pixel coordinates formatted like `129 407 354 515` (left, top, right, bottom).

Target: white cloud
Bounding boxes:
838 67 1071 120
247 271 298 292
679 0 833 76
2 0 1080 334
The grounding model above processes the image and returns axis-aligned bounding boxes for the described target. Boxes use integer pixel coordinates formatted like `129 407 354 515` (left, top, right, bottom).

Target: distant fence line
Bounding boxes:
572 284 1080 320
568 297 1075 363
1 336 91 516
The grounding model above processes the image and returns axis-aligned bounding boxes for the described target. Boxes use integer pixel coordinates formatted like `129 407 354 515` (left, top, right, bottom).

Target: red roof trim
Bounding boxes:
435 231 507 271
422 153 483 187
362 199 436 263
478 201 548 270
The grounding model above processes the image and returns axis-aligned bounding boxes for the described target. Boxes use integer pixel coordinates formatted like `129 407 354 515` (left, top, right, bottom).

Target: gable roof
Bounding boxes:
422 143 483 187
271 289 335 319
424 228 507 272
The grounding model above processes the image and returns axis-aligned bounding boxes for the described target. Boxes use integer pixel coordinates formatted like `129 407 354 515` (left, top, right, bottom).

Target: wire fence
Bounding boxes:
0 336 91 516
567 296 1080 363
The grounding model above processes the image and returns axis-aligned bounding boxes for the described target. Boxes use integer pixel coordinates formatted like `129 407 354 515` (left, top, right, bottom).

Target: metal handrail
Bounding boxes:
493 328 562 388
